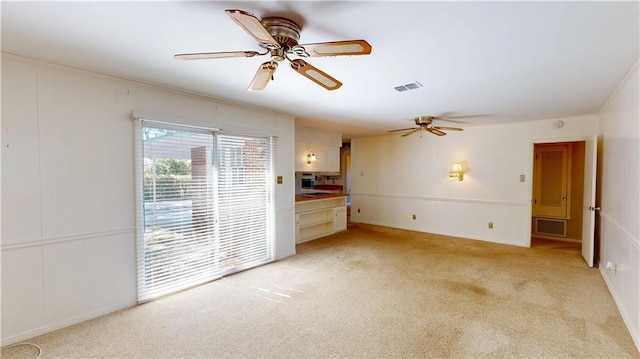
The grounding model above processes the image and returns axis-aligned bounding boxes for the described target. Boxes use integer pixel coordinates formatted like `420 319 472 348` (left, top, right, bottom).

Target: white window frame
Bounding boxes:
135 119 275 303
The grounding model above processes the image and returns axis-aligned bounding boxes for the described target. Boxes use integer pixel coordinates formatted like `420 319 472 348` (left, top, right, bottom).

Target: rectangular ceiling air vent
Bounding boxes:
394 81 423 92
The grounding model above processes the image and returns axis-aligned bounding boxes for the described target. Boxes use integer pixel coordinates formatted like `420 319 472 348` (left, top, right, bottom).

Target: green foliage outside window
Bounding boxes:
144 158 193 201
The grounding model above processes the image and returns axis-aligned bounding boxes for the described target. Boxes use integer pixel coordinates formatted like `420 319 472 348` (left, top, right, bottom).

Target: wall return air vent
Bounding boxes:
534 218 567 237
394 81 423 92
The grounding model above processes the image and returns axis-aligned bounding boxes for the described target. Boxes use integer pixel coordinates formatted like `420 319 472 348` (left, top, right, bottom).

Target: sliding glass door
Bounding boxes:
136 121 274 302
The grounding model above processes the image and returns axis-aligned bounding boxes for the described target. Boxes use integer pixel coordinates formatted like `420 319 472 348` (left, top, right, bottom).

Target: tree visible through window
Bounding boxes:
137 121 275 302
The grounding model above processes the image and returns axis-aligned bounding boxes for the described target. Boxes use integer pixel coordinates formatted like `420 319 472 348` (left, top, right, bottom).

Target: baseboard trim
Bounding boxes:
599 265 640 353
349 220 528 248
1 300 136 347
276 249 297 260
532 234 581 243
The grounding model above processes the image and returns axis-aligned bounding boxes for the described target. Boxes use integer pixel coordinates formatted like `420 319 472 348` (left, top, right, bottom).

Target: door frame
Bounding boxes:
526 136 597 259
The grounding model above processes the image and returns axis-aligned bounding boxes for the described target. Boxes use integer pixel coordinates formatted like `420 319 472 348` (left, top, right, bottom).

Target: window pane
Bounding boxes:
137 121 274 302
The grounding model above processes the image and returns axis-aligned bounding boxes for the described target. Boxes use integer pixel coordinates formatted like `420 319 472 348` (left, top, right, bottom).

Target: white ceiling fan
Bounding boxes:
388 116 465 137
175 9 372 91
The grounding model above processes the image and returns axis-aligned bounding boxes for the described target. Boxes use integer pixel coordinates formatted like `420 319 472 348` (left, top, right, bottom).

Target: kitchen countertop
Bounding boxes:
295 193 348 202
313 184 344 191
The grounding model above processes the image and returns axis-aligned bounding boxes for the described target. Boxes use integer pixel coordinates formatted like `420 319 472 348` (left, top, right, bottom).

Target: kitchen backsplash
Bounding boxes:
295 172 344 194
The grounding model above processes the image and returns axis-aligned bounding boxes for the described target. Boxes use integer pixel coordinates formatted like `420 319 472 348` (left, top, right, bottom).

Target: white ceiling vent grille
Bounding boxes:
394 81 423 92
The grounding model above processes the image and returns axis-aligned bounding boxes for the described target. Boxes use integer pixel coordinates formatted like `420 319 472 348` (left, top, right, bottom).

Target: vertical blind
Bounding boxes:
136 120 275 302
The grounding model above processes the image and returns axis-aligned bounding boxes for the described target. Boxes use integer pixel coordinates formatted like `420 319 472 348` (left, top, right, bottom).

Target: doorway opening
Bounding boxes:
341 143 352 221
531 141 585 254
529 136 598 267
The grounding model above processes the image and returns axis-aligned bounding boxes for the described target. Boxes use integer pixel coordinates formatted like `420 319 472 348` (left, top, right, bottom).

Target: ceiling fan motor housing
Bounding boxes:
261 17 301 50
415 116 434 126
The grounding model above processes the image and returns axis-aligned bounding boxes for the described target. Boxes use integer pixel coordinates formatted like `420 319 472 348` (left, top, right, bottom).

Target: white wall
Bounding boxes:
294 125 342 173
350 114 599 247
1 54 296 345
597 61 640 351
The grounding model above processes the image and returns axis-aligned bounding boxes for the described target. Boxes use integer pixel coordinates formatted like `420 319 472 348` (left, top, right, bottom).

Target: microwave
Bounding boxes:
301 173 314 189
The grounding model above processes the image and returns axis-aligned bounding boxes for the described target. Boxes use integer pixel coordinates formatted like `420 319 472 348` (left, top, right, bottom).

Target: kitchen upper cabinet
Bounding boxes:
295 142 340 172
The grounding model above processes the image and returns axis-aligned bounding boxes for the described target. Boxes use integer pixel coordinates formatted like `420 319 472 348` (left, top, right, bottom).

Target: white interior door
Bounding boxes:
581 136 598 267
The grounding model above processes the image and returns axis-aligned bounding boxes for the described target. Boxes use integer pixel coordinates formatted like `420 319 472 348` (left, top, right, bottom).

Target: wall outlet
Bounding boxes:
276 175 283 184
488 222 494 229
357 208 361 213
412 214 416 220
520 174 525 182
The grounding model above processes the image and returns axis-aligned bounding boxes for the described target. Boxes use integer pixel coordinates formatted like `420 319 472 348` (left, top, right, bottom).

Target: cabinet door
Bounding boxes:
333 206 347 232
533 144 570 218
312 144 339 172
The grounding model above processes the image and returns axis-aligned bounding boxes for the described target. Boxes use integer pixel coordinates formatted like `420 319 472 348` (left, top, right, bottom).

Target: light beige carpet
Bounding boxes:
531 237 582 253
3 224 638 358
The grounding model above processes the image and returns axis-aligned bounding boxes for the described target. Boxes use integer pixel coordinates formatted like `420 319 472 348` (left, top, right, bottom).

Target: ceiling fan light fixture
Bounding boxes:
178 9 371 91
270 48 286 62
389 115 464 137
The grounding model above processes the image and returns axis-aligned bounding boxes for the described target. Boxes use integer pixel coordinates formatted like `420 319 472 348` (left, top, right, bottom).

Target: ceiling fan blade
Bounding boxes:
433 126 464 131
296 40 372 57
433 114 489 124
248 62 278 91
426 128 447 136
174 51 261 60
225 9 280 49
388 127 417 133
436 114 488 120
401 128 420 137
290 59 342 90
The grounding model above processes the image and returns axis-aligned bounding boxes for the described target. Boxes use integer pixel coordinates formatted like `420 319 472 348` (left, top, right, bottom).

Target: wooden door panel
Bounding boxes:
533 144 569 218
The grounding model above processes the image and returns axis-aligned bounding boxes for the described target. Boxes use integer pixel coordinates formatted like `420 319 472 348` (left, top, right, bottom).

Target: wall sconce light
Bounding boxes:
306 151 316 164
449 162 464 181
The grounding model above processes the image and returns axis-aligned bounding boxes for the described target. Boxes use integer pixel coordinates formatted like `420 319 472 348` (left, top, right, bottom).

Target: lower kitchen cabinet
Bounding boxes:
333 206 347 232
295 196 347 244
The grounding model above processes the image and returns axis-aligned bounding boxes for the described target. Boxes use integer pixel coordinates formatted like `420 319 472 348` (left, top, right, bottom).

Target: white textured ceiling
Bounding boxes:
2 1 638 139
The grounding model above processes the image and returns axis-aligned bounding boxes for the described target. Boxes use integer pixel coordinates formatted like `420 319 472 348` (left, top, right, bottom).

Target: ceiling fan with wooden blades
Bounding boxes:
175 9 372 91
388 116 465 137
